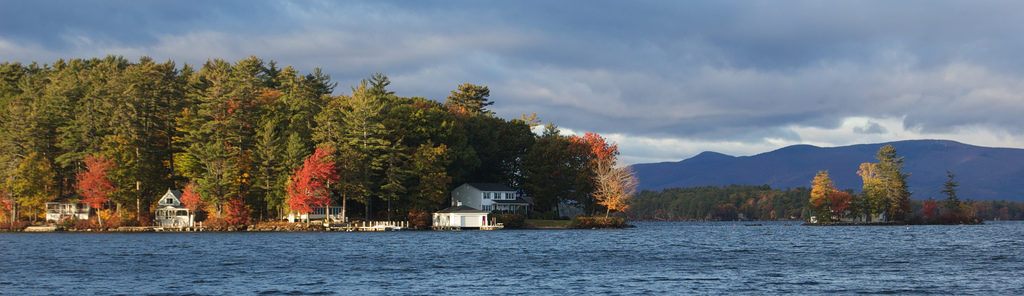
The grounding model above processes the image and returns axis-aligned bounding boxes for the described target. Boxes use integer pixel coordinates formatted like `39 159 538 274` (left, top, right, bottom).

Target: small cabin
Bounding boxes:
154 189 192 228
288 206 345 223
45 199 90 222
433 204 490 229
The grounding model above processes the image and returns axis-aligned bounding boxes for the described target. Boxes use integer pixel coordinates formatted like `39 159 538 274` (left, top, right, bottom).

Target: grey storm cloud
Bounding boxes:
3 0 1024 162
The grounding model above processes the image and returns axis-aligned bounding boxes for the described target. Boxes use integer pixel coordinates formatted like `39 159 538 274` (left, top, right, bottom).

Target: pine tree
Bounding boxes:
941 170 961 215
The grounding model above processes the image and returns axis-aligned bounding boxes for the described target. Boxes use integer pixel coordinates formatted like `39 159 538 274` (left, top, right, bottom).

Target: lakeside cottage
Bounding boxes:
154 189 192 228
45 199 90 222
432 203 490 229
450 183 530 214
287 206 345 223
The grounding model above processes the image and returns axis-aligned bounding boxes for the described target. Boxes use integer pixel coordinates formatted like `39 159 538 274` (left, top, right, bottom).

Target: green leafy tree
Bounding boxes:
7 152 57 222
858 145 911 222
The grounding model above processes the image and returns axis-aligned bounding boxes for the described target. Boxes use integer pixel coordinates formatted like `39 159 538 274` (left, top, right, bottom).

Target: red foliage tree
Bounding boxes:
180 183 202 213
923 199 938 219
0 189 11 212
225 196 249 226
570 132 619 164
829 190 852 220
287 146 340 216
75 155 116 213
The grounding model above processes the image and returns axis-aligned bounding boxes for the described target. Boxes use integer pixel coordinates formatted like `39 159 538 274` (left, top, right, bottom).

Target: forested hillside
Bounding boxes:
0 56 620 225
633 140 1024 202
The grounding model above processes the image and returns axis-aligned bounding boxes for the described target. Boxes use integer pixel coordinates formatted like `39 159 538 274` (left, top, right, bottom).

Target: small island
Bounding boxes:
805 145 983 225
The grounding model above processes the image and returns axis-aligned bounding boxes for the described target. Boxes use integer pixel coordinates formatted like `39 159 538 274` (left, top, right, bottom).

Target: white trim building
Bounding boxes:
433 205 489 229
45 199 90 222
450 183 530 213
154 189 192 228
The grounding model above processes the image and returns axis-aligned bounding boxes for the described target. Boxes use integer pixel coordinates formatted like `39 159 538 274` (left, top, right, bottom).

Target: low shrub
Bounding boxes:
570 216 628 229
0 221 29 231
494 213 526 229
407 210 432 229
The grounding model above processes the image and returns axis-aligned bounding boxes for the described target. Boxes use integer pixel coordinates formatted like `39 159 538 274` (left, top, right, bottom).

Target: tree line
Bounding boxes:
0 56 633 226
625 183 1024 222
626 185 813 221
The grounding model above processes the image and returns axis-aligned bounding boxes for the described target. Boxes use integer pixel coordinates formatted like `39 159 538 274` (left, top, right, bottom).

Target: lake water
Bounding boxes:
2 221 1023 295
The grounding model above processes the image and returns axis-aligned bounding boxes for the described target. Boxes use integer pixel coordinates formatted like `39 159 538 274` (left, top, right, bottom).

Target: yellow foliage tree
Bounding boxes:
809 170 836 222
7 152 57 222
593 160 638 217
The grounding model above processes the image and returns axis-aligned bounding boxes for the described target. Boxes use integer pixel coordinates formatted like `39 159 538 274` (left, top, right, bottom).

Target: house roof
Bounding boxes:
435 205 488 214
465 183 515 192
165 189 183 199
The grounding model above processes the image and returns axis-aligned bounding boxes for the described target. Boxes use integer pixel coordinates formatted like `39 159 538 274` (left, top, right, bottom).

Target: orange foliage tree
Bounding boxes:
572 132 637 217
570 132 619 163
593 160 638 217
225 196 249 226
810 170 852 222
75 155 116 227
180 183 202 224
286 146 340 221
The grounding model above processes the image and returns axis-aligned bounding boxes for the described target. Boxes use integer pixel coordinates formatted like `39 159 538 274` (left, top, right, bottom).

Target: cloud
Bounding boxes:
4 1 1024 164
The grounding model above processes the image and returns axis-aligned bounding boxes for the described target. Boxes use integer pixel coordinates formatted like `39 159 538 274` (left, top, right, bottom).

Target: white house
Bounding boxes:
45 199 90 222
450 183 530 213
433 204 490 229
154 189 192 228
287 206 344 223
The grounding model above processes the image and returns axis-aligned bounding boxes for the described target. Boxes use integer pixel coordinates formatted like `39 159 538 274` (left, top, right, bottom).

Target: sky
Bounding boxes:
3 0 1024 164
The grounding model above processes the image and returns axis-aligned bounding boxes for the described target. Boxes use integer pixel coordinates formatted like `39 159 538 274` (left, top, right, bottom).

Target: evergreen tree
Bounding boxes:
444 83 493 114
340 78 391 220
941 170 961 215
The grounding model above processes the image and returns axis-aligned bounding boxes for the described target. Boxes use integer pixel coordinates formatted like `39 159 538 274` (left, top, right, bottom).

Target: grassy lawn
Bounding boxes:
525 219 571 228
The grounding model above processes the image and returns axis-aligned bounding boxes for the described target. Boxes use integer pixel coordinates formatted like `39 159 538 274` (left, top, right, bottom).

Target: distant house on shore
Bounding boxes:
450 183 530 214
432 203 490 229
154 189 192 228
287 206 344 223
45 199 90 222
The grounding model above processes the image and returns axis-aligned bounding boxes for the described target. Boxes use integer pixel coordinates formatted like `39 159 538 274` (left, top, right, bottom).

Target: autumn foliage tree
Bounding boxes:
225 196 249 226
286 146 339 221
858 145 911 222
923 198 938 219
75 155 116 227
593 160 638 217
180 183 202 224
572 132 636 217
810 170 836 222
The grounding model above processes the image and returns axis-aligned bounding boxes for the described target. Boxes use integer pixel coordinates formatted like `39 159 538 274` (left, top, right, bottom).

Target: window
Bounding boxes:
482 192 489 199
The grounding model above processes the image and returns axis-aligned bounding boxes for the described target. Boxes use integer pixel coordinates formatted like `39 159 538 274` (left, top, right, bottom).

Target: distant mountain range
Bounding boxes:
632 140 1024 202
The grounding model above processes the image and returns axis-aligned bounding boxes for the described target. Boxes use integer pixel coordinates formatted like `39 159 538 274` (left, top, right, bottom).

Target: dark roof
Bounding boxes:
165 189 183 199
491 198 531 205
465 183 515 192
435 205 488 214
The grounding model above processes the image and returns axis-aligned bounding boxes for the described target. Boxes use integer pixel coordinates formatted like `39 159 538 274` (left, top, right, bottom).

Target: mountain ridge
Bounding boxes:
632 139 1024 201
